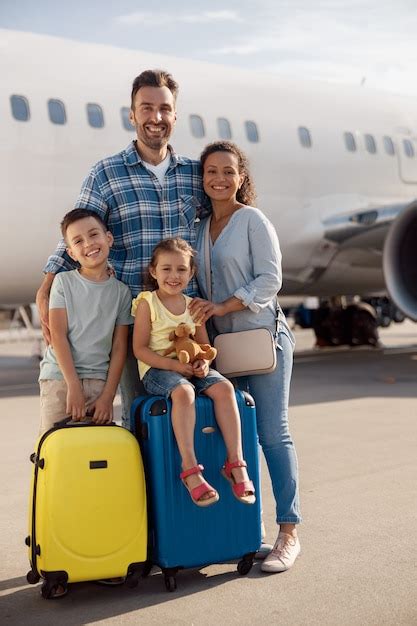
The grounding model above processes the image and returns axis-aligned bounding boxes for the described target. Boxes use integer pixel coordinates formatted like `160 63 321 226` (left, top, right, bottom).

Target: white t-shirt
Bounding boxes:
143 153 171 186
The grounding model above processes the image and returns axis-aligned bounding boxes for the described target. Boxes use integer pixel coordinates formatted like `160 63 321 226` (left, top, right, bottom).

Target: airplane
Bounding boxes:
1 28 417 324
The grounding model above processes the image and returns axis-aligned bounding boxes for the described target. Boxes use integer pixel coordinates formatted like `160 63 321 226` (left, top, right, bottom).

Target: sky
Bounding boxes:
1 0 417 95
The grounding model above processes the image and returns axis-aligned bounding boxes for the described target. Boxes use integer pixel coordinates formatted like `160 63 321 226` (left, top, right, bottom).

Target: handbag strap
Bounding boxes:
203 215 280 338
204 217 212 301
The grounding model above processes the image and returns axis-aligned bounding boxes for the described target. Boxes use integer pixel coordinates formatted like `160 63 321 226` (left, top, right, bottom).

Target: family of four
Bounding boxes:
36 69 302 577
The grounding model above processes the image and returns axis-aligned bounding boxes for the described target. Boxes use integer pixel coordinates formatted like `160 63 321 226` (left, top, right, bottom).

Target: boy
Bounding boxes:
38 209 132 434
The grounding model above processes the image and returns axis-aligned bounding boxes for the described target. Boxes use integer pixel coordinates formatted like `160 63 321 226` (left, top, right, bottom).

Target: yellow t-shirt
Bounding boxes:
131 291 196 379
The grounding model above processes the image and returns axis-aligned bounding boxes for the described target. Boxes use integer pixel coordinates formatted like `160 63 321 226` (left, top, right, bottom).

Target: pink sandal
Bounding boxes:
221 460 256 505
180 464 219 507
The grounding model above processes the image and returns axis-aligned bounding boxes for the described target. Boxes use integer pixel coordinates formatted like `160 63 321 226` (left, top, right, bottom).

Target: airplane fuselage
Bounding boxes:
1 30 417 319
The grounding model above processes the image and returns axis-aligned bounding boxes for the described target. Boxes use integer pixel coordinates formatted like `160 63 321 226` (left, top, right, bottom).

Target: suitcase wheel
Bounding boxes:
126 563 143 589
26 569 40 584
237 554 254 576
164 575 177 592
141 560 153 578
125 574 139 589
41 580 68 599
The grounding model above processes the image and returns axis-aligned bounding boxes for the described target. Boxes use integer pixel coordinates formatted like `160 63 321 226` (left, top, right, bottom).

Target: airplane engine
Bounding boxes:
383 203 417 321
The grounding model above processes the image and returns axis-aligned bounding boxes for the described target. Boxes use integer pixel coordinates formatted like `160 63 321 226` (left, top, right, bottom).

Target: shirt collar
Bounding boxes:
123 141 189 168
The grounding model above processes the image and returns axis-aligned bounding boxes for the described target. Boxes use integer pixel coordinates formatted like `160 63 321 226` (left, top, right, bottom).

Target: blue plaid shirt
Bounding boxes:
44 142 206 296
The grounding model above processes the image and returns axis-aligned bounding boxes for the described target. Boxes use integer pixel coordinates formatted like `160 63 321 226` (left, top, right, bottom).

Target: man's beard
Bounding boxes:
137 126 170 150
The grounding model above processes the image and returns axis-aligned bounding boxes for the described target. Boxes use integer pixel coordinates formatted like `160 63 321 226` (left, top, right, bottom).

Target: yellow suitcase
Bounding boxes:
26 421 147 598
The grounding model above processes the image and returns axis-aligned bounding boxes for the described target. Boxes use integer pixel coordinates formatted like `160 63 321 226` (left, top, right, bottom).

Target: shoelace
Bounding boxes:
270 536 296 559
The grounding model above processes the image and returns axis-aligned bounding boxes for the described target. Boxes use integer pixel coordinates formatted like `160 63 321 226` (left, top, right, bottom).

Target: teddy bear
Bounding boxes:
162 322 217 364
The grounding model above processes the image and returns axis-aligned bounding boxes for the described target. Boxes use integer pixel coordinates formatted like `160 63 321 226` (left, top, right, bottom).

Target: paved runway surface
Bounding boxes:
0 322 416 625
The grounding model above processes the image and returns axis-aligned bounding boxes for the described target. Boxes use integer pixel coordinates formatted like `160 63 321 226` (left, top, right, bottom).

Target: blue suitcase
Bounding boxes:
131 390 261 591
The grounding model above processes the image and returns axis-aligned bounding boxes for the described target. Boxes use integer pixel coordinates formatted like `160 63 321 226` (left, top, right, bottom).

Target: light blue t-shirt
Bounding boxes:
195 207 293 340
39 270 133 381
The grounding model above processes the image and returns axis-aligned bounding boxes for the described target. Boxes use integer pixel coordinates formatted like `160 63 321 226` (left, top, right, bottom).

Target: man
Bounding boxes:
36 69 206 428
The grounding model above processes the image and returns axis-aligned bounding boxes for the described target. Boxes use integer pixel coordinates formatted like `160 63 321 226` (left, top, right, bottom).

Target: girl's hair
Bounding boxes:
200 141 257 206
146 237 197 289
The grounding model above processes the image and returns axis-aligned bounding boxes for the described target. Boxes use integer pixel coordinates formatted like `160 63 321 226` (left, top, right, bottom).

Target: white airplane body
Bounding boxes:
1 30 417 320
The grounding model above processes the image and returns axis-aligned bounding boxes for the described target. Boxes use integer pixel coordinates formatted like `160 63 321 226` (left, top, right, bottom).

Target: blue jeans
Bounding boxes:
236 330 302 525
142 367 227 397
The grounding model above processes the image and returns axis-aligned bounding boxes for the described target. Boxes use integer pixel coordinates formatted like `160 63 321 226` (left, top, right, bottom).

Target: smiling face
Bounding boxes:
150 250 194 296
202 151 245 204
129 85 177 153
65 216 113 270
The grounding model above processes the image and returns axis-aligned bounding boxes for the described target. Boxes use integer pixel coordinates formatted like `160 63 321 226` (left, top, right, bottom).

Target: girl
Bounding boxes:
132 237 255 507
189 141 302 572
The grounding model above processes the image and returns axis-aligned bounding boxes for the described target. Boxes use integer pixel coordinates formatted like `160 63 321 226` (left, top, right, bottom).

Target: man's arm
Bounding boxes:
36 273 56 344
49 307 86 420
89 324 129 424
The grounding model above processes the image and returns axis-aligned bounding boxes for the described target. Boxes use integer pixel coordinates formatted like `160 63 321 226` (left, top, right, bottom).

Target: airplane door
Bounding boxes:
396 136 417 183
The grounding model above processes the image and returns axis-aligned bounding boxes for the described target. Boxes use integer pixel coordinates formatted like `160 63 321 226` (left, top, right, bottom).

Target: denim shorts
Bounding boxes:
142 367 228 398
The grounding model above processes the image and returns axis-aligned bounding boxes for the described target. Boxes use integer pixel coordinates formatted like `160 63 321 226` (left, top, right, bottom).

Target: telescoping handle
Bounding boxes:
53 413 116 428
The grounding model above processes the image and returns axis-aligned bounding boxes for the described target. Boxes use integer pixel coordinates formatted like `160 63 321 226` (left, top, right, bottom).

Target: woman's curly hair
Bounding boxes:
200 141 256 206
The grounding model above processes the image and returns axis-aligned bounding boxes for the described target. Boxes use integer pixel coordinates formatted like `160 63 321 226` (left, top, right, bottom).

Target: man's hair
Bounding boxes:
60 209 107 240
131 69 179 108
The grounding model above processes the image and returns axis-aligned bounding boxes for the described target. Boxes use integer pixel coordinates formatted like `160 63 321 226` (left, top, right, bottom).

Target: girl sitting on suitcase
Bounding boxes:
132 237 255 507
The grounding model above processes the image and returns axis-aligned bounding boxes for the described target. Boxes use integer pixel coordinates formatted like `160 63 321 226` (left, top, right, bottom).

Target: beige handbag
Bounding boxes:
213 328 277 377
203 218 278 378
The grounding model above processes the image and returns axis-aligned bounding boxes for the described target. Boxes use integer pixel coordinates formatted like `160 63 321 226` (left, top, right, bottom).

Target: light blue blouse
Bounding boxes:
195 207 293 340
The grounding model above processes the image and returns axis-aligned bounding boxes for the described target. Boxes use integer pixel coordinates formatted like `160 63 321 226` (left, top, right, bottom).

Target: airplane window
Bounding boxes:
10 95 30 121
217 118 232 139
121 107 134 131
245 121 259 143
403 139 414 158
383 136 395 155
344 132 356 152
48 99 66 125
87 103 104 128
190 115 205 138
298 127 312 148
365 134 377 154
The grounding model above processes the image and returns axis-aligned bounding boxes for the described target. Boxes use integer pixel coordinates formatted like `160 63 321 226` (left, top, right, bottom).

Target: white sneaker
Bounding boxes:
261 532 300 573
255 542 274 560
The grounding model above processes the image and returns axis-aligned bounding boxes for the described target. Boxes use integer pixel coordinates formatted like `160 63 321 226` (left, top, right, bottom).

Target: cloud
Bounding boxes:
182 11 242 23
115 10 241 26
116 12 150 25
113 1 417 95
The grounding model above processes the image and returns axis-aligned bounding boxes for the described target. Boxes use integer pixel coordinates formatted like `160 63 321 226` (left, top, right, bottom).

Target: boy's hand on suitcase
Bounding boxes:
192 359 209 378
89 392 114 424
66 382 86 421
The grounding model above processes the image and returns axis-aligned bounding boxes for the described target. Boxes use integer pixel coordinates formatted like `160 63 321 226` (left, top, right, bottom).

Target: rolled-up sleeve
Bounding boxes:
233 219 282 313
43 248 77 274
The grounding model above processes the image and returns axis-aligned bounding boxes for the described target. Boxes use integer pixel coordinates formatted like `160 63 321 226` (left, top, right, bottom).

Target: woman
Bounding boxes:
189 141 302 573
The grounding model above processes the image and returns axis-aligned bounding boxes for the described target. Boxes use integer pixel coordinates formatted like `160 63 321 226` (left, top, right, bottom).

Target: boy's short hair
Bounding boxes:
61 209 107 240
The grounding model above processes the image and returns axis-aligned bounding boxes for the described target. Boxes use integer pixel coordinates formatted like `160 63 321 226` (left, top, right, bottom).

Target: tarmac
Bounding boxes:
0 321 416 625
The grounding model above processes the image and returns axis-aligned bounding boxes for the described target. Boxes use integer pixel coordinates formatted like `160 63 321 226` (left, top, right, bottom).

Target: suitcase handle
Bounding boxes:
53 415 116 428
